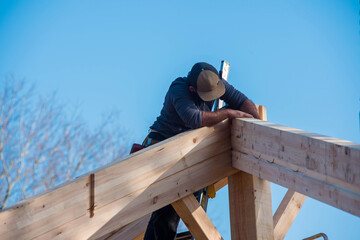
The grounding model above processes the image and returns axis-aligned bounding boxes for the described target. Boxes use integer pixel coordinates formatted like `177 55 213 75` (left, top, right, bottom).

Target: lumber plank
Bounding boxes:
172 194 223 240
231 118 360 217
228 171 274 240
0 120 233 240
273 190 306 240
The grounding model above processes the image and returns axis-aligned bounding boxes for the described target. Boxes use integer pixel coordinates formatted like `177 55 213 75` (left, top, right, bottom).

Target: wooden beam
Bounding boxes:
172 194 223 240
0 120 236 240
273 190 307 240
231 118 360 217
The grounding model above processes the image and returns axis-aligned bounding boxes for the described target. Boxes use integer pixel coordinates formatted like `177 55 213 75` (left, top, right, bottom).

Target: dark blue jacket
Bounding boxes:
150 77 248 139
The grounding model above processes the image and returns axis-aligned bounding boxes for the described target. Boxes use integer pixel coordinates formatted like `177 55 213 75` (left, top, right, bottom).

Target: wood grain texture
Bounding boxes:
231 118 360 217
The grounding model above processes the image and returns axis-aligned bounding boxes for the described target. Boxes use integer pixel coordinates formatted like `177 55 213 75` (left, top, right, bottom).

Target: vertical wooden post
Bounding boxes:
228 105 274 240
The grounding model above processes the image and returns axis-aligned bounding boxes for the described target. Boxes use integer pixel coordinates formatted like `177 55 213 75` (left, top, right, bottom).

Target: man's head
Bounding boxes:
188 62 225 101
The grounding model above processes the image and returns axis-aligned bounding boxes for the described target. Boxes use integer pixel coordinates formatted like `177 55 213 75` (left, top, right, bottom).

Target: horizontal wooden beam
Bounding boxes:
0 120 235 240
231 118 360 217
172 194 223 240
273 190 307 240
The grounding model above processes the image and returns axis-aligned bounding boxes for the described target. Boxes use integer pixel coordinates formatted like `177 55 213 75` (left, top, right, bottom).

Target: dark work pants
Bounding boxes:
144 204 180 240
142 132 180 240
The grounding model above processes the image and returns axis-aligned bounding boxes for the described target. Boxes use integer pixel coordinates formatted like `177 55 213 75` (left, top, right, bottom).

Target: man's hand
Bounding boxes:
240 99 260 119
201 109 253 127
227 109 253 119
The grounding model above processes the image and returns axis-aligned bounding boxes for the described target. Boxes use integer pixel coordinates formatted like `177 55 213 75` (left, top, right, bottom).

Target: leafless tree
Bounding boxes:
0 77 128 209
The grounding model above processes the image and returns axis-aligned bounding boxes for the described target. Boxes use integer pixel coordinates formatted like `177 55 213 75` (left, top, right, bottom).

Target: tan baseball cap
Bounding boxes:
188 62 226 101
196 70 225 101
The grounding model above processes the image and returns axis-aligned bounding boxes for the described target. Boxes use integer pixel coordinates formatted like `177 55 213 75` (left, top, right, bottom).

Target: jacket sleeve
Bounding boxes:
220 80 248 110
171 85 202 129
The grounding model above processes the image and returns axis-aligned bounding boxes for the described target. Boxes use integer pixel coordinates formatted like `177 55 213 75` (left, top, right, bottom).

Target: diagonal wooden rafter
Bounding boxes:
172 194 223 240
273 190 307 240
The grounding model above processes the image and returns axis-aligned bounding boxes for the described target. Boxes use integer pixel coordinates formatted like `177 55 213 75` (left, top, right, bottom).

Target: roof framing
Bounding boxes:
0 106 359 240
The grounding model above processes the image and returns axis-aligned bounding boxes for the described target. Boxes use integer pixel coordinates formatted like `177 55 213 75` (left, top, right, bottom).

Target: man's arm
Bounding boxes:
201 108 253 127
240 99 260 119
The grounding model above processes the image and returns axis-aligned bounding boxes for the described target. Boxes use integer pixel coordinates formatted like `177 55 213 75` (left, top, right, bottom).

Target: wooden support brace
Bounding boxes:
172 194 223 240
273 190 307 240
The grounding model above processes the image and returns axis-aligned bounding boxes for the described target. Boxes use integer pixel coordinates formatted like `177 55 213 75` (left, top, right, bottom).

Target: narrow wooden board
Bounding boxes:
172 195 223 240
273 190 306 240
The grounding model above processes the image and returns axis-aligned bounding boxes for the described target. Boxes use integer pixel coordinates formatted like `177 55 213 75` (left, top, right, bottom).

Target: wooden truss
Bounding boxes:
0 105 359 240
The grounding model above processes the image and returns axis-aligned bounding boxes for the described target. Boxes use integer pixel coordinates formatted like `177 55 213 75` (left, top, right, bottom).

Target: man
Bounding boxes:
143 62 259 239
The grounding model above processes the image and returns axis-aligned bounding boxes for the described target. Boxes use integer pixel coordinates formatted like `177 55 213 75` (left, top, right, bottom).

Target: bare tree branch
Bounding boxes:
0 77 129 209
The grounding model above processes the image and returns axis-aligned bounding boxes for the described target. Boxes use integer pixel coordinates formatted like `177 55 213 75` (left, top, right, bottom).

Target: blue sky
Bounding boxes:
0 0 359 239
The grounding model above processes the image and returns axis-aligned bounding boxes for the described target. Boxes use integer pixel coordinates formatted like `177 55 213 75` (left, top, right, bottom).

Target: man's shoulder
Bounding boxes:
167 77 189 94
170 77 188 88
166 77 192 101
